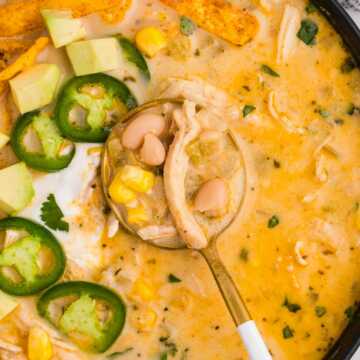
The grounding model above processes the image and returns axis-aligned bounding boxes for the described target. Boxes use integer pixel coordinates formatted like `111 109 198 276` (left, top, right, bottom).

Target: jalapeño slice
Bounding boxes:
55 73 138 143
0 217 66 296
11 111 75 172
37 281 126 353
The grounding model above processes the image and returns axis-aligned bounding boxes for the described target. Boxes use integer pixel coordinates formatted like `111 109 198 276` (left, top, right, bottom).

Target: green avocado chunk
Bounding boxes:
10 64 61 114
0 236 41 283
41 9 86 48
59 294 104 341
0 163 34 214
33 114 65 159
66 38 122 76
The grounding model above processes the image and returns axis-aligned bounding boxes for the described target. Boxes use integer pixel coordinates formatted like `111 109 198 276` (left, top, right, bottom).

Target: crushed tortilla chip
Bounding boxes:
100 0 132 23
0 0 131 37
0 39 31 54
0 37 49 82
160 0 258 46
0 37 49 94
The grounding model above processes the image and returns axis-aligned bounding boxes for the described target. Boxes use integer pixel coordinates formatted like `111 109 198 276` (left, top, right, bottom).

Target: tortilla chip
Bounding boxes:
160 0 258 46
100 0 132 24
0 39 31 54
0 37 49 94
0 37 49 82
0 0 131 37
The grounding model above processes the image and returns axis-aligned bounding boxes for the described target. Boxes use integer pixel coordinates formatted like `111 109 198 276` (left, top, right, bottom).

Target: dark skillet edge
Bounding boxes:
312 0 360 64
305 1 360 359
324 308 360 360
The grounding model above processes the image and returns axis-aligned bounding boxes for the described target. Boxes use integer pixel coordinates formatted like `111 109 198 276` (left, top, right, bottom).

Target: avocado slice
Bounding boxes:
0 162 34 214
0 132 9 150
0 290 17 320
41 9 86 48
10 64 61 114
66 38 122 76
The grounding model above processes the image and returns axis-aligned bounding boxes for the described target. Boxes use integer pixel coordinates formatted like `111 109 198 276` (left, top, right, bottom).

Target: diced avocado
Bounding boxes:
0 290 18 320
41 9 86 48
66 38 122 76
0 236 41 283
59 294 103 341
10 64 61 114
0 132 9 149
33 114 63 158
0 162 34 214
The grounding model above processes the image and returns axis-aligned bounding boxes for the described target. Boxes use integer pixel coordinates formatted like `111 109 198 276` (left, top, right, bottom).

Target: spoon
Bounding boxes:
101 99 272 360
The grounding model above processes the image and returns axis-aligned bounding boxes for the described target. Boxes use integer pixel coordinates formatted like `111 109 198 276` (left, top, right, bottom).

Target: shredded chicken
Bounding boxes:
0 340 22 353
164 102 208 249
277 5 300 64
268 91 305 134
294 241 308 266
107 212 120 238
315 153 328 182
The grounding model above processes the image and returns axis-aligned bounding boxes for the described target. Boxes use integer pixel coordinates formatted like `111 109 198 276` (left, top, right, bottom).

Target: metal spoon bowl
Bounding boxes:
101 99 272 360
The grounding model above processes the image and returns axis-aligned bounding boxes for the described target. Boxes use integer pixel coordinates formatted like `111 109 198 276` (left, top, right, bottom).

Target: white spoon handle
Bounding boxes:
238 321 272 360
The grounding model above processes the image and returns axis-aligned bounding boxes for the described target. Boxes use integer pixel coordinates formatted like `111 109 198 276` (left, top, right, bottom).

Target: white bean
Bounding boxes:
122 113 166 150
140 133 166 166
194 178 228 215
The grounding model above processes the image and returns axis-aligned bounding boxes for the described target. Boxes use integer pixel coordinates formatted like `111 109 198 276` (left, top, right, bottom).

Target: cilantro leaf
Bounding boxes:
283 297 302 313
243 105 256 118
168 273 182 283
107 348 134 358
315 306 327 318
297 19 318 45
261 64 280 77
282 325 294 339
268 215 280 228
180 16 196 36
40 194 69 232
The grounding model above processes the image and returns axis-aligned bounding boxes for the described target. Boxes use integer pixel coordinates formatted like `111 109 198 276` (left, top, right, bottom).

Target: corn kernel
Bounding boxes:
28 327 53 360
132 307 158 332
135 27 168 58
119 165 155 193
109 174 136 204
127 205 149 225
130 279 156 302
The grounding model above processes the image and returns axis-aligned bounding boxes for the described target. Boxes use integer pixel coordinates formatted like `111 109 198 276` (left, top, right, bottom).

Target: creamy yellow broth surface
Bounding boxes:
0 0 359 359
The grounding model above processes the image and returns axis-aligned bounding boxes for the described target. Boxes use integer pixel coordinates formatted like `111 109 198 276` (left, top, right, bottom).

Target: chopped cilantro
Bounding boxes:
261 64 280 77
40 194 69 232
345 304 357 321
297 19 318 45
315 306 327 318
334 118 344 125
107 348 134 358
160 353 168 360
305 2 317 14
240 248 249 262
243 105 256 118
315 107 330 118
347 103 356 115
268 215 280 229
168 274 182 283
282 325 294 339
341 57 357 73
273 160 281 168
283 297 302 313
180 16 196 36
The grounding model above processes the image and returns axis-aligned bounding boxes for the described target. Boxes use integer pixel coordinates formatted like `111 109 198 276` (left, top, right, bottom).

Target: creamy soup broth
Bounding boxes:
0 0 359 359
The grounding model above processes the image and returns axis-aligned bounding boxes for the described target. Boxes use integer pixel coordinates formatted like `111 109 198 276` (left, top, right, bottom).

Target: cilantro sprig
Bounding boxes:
40 194 69 232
